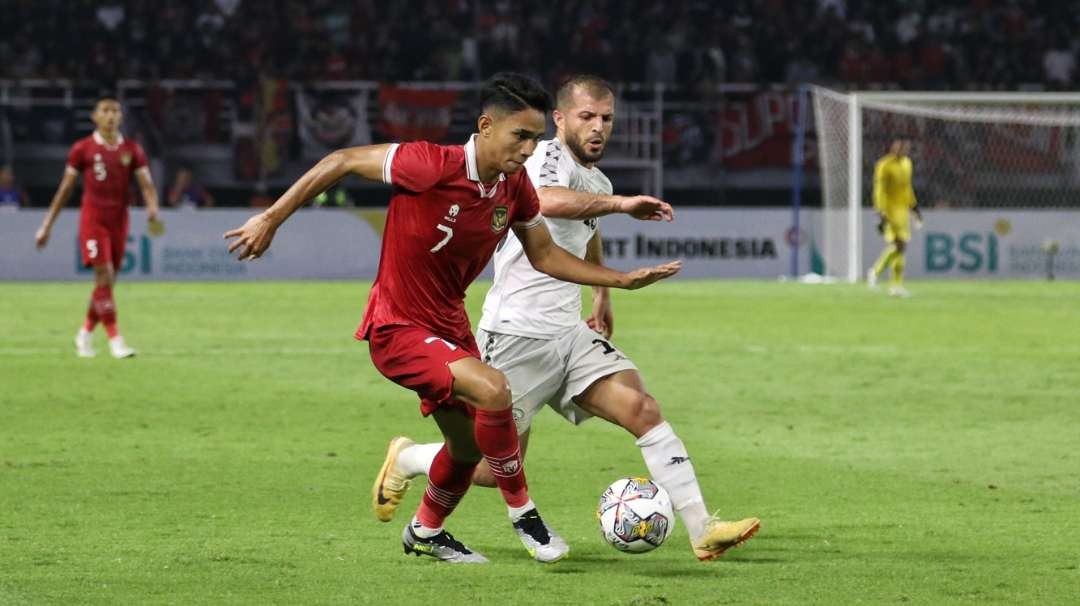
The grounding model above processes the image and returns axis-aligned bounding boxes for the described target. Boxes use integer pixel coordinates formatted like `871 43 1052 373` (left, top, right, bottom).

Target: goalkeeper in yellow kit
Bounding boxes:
867 139 923 297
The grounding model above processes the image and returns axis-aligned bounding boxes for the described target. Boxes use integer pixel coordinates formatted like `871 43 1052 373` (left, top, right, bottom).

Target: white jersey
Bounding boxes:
479 138 613 339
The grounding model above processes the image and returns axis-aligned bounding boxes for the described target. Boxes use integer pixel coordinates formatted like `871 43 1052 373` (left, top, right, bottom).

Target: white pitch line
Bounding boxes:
0 346 361 356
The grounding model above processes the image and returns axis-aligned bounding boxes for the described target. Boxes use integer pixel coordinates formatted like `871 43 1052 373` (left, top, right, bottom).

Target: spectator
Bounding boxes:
818 0 846 19
248 181 273 208
167 167 215 209
896 8 922 46
1043 34 1076 88
0 1 1076 92
645 41 678 84
0 166 30 210
215 0 241 18
96 3 125 32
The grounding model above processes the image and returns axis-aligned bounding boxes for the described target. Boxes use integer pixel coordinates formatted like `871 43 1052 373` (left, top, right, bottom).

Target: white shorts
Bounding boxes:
477 323 638 434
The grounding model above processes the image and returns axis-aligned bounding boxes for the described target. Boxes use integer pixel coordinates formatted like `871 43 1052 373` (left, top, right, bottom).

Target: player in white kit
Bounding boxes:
372 75 759 560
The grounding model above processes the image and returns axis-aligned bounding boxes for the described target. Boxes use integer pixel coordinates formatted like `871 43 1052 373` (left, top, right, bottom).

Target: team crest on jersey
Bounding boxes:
443 203 460 223
491 206 508 232
120 152 132 166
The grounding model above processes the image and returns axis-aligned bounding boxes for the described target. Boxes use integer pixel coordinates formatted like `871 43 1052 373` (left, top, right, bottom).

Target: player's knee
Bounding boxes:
637 395 664 432
93 269 109 286
93 265 115 287
624 392 664 437
473 369 512 411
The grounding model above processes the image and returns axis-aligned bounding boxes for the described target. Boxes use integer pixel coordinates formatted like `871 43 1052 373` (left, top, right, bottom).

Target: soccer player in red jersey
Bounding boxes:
225 73 681 563
35 96 161 359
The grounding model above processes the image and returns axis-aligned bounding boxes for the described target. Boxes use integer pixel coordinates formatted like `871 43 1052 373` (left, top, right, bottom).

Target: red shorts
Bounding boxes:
79 212 129 268
366 324 479 417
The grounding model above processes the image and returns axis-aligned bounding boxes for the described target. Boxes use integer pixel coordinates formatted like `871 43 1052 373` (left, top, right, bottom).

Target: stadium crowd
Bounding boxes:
0 0 1076 89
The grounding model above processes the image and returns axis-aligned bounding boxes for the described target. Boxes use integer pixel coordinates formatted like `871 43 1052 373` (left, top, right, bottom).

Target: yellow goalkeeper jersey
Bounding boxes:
873 154 916 225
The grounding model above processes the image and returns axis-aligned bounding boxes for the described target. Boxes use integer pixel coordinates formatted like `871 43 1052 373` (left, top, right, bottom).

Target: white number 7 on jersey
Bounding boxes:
430 224 454 252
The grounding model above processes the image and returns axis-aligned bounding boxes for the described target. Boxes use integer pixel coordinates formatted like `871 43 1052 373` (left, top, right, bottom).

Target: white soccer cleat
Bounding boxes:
108 335 136 358
74 329 96 358
888 285 911 298
866 267 878 290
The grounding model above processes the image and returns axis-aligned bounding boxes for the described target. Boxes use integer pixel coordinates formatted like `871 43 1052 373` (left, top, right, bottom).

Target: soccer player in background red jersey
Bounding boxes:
35 96 161 359
225 73 681 563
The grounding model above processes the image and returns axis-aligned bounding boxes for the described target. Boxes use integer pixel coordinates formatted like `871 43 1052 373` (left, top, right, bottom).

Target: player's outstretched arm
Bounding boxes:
584 230 614 338
224 144 395 260
538 187 673 222
135 167 161 223
35 168 79 249
515 220 681 290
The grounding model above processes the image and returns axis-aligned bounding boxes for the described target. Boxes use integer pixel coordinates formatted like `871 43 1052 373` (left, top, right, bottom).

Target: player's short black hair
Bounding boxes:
555 74 615 110
94 94 120 108
480 72 552 115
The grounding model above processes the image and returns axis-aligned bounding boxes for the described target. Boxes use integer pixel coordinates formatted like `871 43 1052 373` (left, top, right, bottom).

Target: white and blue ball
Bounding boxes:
597 477 675 553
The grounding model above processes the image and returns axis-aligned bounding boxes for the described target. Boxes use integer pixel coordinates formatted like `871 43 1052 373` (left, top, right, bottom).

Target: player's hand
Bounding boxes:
225 212 278 260
913 216 925 231
876 216 886 234
619 195 674 222
622 260 682 290
587 293 614 338
34 226 50 249
147 210 165 236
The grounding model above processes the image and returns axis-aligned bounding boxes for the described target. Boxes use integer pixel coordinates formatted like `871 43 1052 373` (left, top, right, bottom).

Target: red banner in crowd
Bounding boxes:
378 86 459 142
713 90 816 169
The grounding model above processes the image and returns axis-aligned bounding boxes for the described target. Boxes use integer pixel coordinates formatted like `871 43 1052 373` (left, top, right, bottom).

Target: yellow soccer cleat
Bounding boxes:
693 516 760 561
372 436 415 522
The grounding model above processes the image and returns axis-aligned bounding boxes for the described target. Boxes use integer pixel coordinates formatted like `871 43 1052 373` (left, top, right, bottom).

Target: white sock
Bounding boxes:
508 499 536 521
410 516 442 538
398 442 443 478
636 421 710 543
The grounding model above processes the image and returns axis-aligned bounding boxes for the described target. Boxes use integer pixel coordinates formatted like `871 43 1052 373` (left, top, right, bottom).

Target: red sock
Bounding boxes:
474 407 529 508
92 286 119 339
416 445 477 529
83 296 99 332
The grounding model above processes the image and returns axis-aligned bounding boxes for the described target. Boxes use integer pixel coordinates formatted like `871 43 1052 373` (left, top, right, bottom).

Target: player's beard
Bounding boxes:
565 130 606 164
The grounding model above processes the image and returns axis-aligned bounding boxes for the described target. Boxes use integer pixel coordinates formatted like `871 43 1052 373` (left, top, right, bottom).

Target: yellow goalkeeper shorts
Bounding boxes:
884 221 910 243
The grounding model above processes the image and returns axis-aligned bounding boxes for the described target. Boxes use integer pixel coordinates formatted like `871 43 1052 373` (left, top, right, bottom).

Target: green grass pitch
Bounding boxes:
2 280 1078 605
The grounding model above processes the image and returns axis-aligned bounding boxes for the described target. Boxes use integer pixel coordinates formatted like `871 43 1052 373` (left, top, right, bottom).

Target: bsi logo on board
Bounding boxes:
924 219 1009 274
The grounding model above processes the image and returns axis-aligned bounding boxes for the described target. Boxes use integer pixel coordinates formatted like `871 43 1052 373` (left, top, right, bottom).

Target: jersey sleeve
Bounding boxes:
132 142 149 170
512 176 543 228
66 141 85 172
527 139 574 189
383 141 450 193
872 158 885 212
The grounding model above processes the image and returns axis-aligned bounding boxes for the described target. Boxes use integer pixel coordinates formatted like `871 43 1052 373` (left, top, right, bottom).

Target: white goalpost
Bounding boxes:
811 87 1080 283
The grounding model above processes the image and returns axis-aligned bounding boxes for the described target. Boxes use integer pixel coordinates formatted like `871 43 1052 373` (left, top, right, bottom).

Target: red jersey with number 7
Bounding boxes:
66 131 148 220
357 135 542 346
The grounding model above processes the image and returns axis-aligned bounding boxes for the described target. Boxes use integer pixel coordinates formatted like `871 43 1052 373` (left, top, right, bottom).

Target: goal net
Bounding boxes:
811 87 1080 282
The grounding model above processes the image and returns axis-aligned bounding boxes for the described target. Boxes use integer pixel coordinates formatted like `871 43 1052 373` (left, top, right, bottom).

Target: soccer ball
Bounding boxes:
597 477 675 553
